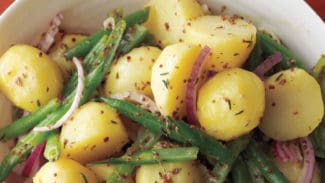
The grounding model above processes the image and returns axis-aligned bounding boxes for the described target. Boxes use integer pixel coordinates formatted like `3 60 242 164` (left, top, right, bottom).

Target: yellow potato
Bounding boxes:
0 44 63 112
136 161 203 183
143 0 205 47
104 46 161 98
259 68 324 140
197 68 265 141
151 43 203 119
88 164 133 183
33 158 99 183
49 34 87 80
0 93 12 128
60 102 129 164
183 15 256 72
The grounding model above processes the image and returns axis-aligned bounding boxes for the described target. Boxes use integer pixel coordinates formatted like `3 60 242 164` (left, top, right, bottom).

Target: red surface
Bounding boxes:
0 0 324 20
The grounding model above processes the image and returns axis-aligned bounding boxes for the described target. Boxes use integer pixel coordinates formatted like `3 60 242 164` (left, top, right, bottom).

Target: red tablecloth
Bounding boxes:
0 0 324 20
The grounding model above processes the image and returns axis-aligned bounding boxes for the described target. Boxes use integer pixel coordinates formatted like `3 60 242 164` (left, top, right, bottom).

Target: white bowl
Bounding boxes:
0 0 324 69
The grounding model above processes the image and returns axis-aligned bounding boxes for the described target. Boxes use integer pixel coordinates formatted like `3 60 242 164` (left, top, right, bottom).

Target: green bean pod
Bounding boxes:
257 31 304 69
107 130 161 183
44 130 60 162
211 135 250 183
246 142 289 183
119 24 149 54
231 156 251 183
99 97 232 164
90 147 199 166
0 98 61 142
246 158 266 183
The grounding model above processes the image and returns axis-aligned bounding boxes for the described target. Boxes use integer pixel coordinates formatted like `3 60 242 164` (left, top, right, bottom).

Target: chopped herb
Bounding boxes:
80 173 89 183
275 73 284 82
160 72 169 76
224 98 231 110
235 110 244 115
111 120 118 124
162 79 169 89
36 100 41 107
243 35 254 48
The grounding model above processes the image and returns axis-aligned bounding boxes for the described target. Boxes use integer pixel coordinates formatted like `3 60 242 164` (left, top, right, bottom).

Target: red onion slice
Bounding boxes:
253 52 282 79
273 140 303 162
185 45 210 126
298 137 315 183
110 91 159 114
36 12 64 53
33 57 84 132
21 141 46 177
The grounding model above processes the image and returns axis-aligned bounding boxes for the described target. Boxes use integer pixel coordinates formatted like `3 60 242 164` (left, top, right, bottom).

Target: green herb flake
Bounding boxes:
235 110 244 115
162 79 169 89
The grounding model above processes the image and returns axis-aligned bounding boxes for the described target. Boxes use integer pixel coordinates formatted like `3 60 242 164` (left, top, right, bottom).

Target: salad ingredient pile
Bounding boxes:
0 0 324 182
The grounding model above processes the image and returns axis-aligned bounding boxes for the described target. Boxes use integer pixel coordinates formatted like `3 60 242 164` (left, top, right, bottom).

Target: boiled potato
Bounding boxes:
143 0 205 47
49 34 87 80
183 15 256 72
88 164 133 183
151 43 203 119
259 68 324 140
0 44 63 112
60 102 129 164
136 161 203 183
104 46 161 98
0 93 12 129
197 68 265 141
33 158 99 183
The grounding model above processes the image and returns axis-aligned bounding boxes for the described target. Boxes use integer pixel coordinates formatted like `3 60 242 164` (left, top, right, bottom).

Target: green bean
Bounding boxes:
124 7 150 28
44 130 60 162
119 24 149 54
246 142 289 183
211 135 250 183
246 158 266 183
257 31 304 69
64 8 149 60
0 98 61 142
89 147 199 166
231 156 251 183
0 21 126 182
243 34 263 71
64 29 111 60
107 130 161 183
321 158 325 183
99 97 232 163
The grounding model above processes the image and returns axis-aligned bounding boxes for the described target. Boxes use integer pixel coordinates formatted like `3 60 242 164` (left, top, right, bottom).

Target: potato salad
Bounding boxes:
0 0 324 183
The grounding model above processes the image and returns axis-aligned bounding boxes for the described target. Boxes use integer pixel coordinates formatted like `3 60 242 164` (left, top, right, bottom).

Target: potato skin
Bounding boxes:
33 158 99 183
49 34 87 80
197 68 265 141
151 43 203 119
0 93 12 129
104 46 161 98
136 161 203 183
60 102 129 164
183 15 256 72
259 68 324 140
0 44 63 112
143 0 205 47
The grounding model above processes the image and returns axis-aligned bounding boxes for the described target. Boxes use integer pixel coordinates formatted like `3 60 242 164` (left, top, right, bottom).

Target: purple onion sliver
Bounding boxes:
185 45 210 126
254 52 282 79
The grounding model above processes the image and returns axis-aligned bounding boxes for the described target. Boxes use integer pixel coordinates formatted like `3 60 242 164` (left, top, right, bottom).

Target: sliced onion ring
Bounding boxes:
21 141 46 177
37 12 64 53
33 57 84 132
110 91 159 114
298 137 315 183
185 45 210 126
253 52 282 79
273 140 302 162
